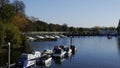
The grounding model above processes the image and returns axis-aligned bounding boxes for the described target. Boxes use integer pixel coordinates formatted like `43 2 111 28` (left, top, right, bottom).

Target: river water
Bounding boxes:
30 36 120 68
1 36 120 68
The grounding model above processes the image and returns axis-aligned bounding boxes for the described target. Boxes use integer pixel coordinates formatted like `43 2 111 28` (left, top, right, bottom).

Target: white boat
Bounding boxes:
32 51 41 58
21 53 35 60
21 51 41 60
36 35 45 39
36 55 52 66
52 46 66 58
49 36 55 39
42 49 53 55
44 35 50 38
15 57 36 68
59 46 72 56
16 51 41 68
60 35 67 38
27 36 36 41
64 47 72 54
54 35 60 39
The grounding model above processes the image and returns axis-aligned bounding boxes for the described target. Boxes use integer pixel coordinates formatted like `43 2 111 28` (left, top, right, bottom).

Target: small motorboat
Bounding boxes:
70 45 77 52
42 49 53 55
15 51 41 68
21 51 41 60
59 45 72 54
59 46 72 57
60 35 67 38
36 55 52 66
54 35 60 39
15 57 36 68
52 46 66 58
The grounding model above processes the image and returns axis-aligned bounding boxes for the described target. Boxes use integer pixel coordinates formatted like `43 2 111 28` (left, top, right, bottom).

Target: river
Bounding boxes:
1 36 120 68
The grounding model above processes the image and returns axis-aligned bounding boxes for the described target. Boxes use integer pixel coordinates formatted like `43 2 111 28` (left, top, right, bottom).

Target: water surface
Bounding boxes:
30 36 120 68
0 36 120 68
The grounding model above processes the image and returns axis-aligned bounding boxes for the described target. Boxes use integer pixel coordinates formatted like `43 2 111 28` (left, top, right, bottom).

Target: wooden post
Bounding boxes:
70 36 72 46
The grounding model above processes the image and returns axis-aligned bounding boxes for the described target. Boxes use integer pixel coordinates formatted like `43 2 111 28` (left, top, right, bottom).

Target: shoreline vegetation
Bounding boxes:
0 0 120 52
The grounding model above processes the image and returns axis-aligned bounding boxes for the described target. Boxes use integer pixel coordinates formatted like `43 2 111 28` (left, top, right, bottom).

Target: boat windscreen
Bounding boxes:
54 50 62 54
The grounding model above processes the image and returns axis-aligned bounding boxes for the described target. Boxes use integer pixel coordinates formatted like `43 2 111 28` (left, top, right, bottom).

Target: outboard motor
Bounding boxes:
70 45 76 55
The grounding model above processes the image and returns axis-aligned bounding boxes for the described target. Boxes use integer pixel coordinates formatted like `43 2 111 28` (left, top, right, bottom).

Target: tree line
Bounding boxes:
30 19 116 36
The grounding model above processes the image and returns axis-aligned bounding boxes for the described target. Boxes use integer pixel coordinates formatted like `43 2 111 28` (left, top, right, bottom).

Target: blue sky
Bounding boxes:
11 0 120 27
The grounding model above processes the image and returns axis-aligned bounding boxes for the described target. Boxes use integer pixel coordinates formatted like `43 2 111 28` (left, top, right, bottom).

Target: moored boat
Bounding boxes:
52 46 66 58
15 51 41 68
107 36 112 39
36 35 45 39
36 55 52 66
60 46 72 54
15 57 36 68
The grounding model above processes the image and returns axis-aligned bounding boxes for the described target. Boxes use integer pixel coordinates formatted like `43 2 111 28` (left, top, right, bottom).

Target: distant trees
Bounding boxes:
32 20 69 32
61 24 69 31
31 18 117 36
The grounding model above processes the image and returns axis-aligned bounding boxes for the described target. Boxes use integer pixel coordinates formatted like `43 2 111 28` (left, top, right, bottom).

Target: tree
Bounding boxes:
10 13 32 32
78 28 83 32
62 23 69 31
12 0 25 13
0 0 9 7
5 23 22 48
69 27 74 32
92 26 100 34
0 4 15 22
0 21 5 46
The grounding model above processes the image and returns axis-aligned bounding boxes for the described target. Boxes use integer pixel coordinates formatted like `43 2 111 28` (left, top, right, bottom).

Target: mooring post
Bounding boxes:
8 42 10 68
70 36 72 46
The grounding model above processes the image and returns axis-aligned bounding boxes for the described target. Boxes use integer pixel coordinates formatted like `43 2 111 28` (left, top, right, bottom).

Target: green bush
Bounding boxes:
0 21 5 46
